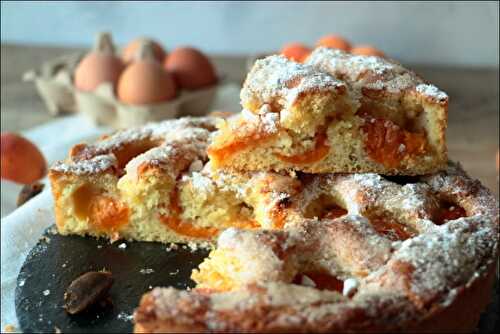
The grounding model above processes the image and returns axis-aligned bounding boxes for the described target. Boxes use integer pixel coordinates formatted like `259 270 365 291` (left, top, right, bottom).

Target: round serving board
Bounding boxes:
15 226 209 333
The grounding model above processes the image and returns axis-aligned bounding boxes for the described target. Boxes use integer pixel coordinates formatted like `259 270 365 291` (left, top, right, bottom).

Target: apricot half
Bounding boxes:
1 132 47 184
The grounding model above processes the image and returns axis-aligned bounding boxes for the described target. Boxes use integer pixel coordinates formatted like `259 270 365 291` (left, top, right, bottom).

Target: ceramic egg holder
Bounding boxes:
24 32 218 128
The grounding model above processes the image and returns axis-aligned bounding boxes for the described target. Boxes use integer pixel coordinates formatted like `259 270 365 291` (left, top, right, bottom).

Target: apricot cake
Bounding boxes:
49 116 302 243
208 52 448 175
135 162 499 332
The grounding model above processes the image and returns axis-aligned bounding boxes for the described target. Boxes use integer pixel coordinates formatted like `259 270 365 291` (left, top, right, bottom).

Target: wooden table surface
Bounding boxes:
1 43 499 196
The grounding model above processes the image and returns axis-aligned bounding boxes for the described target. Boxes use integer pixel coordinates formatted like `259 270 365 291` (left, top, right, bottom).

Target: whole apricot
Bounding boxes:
351 45 385 57
1 132 47 184
316 35 351 51
281 43 311 63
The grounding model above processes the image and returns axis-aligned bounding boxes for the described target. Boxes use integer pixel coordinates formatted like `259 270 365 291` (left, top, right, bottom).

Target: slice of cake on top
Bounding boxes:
208 51 448 175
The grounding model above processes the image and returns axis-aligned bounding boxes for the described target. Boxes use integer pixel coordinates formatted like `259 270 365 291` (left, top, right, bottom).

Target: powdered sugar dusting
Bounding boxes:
383 217 497 307
213 228 293 284
241 54 345 111
51 154 117 175
259 107 279 133
51 116 216 177
307 47 448 101
416 84 448 102
124 129 210 180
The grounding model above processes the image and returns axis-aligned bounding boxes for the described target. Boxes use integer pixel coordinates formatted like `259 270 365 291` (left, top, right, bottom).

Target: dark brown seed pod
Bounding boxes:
16 182 45 207
64 271 113 314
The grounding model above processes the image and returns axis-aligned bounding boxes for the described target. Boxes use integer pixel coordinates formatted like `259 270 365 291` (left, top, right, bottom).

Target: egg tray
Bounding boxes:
23 53 219 129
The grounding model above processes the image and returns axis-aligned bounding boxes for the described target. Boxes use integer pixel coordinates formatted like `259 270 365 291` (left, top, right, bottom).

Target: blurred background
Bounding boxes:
1 1 499 66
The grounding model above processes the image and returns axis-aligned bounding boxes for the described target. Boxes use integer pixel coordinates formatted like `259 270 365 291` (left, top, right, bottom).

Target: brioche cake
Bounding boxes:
49 116 302 244
208 52 448 175
135 162 499 332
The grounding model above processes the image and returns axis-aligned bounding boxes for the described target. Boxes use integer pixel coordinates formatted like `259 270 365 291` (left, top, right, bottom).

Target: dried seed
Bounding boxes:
16 182 45 207
64 271 113 314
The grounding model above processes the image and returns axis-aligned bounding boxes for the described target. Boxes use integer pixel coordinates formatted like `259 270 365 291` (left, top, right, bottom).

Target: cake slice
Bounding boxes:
208 52 448 175
49 116 301 244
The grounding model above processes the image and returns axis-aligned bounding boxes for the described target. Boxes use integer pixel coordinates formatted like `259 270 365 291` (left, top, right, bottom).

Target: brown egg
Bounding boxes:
1 132 47 184
316 35 351 51
164 47 217 90
280 43 311 63
74 33 125 92
117 42 177 105
122 38 167 64
351 45 385 57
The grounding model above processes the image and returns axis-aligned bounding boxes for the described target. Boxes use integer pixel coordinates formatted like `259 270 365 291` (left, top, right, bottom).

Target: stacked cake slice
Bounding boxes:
48 48 498 333
209 48 448 175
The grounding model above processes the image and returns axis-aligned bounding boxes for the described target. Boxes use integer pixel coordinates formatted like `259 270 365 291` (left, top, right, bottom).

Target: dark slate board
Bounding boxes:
15 226 209 333
16 226 498 333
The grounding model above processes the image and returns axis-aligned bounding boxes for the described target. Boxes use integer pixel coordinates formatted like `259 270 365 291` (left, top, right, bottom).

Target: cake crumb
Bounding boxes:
117 311 133 322
343 278 359 297
165 243 179 252
43 289 50 296
140 268 154 275
187 241 212 251
118 243 127 249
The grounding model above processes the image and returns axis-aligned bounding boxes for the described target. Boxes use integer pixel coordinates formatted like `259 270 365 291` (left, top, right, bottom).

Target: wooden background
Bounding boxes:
1 44 498 197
